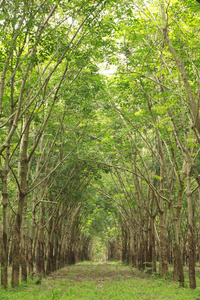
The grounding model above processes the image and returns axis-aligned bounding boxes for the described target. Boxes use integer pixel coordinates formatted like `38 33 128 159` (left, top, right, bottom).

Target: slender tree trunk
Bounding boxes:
36 203 45 277
53 231 58 271
173 201 184 286
0 156 9 288
11 118 30 287
20 211 27 282
159 211 168 276
198 237 200 266
130 230 136 267
28 132 45 276
28 189 37 276
147 219 154 274
0 46 15 288
122 223 128 264
187 164 196 289
172 184 184 286
158 142 168 277
46 210 53 275
12 193 26 287
151 219 156 273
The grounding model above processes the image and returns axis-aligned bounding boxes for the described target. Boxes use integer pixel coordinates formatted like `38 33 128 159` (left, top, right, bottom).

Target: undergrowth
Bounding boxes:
1 262 200 299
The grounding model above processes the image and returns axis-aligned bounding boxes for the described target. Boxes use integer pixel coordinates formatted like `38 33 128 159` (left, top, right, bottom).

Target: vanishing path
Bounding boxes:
1 262 200 299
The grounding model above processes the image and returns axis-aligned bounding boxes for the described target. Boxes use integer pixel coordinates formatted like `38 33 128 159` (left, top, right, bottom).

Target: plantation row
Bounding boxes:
1 0 200 291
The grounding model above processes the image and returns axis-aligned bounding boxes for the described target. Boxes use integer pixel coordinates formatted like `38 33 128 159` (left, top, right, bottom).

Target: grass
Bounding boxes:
1 262 200 299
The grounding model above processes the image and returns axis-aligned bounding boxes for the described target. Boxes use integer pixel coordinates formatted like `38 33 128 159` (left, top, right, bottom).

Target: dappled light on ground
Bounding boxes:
1 262 200 299
47 262 150 284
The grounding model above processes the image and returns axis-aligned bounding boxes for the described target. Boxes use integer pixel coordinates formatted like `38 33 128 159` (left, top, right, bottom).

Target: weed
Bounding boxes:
35 273 42 285
151 271 160 279
163 270 174 281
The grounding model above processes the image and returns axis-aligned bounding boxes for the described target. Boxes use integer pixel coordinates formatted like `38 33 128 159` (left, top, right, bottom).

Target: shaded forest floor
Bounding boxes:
1 262 200 299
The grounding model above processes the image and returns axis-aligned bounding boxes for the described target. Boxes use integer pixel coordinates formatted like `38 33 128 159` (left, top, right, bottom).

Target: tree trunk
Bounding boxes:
173 242 184 286
172 184 184 286
28 200 35 276
150 195 156 273
20 214 27 282
28 185 39 276
36 203 45 277
46 220 53 275
0 163 9 289
130 231 136 267
159 212 168 276
187 164 196 289
11 196 26 287
11 118 30 287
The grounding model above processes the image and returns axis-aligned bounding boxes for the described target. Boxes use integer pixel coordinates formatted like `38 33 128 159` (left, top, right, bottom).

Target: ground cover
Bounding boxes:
1 262 200 299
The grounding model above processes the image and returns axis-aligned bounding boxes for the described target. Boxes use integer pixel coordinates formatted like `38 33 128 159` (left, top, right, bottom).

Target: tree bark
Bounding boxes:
11 118 30 287
0 162 9 288
20 212 27 282
172 183 185 286
36 203 45 277
187 164 196 289
159 211 168 276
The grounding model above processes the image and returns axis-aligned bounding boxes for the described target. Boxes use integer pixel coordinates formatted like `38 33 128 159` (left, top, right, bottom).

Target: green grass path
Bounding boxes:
1 262 200 299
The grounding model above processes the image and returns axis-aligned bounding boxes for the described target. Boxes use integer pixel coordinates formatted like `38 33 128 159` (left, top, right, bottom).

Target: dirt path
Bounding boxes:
46 262 151 284
2 262 200 299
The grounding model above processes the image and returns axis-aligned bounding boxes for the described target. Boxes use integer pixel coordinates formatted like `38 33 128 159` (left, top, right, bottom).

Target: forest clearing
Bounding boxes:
1 261 200 299
1 0 200 295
